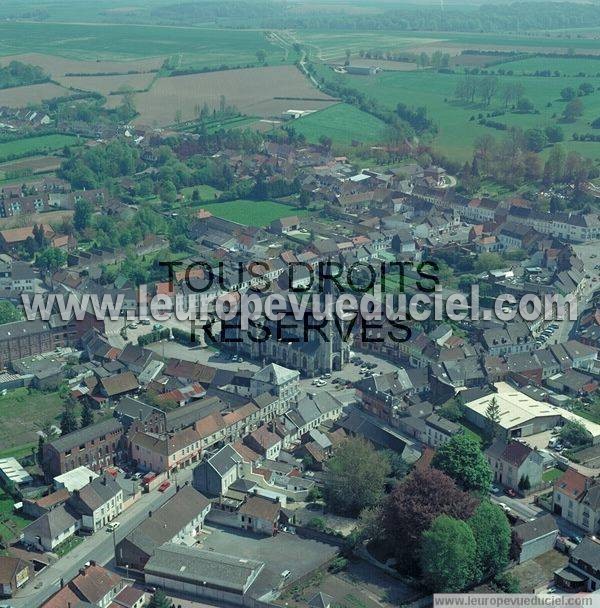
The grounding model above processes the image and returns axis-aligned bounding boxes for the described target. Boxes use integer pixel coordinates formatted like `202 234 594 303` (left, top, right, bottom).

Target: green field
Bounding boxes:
0 388 66 450
542 467 564 482
0 135 79 163
293 103 387 145
200 199 309 226
497 56 600 77
324 66 600 161
0 22 289 67
0 489 31 543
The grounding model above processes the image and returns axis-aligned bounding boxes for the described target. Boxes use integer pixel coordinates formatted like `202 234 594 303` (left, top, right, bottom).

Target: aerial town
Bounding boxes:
1 2 600 608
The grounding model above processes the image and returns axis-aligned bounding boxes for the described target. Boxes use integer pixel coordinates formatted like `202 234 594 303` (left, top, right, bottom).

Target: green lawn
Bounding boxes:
498 56 600 77
199 199 309 226
322 65 600 161
54 535 84 557
293 103 387 146
0 489 31 543
181 185 222 202
0 135 79 163
542 467 564 483
0 388 66 451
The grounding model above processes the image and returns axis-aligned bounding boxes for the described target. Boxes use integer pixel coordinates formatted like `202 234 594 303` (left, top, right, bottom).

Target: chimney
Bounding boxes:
89 476 93 484
79 568 86 576
148 510 152 518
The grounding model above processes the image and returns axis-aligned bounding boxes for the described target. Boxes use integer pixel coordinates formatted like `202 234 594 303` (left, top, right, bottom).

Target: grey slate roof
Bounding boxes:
513 514 558 543
208 444 243 476
69 475 121 515
49 418 123 452
144 543 264 592
570 537 600 571
122 486 210 557
22 504 78 539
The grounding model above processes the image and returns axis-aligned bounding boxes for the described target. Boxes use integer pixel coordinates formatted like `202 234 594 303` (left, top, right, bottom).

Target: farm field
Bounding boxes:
132 65 335 126
0 82 69 107
330 66 600 161
58 73 156 95
0 155 63 177
0 22 289 67
293 103 387 145
0 208 74 229
0 52 163 77
0 135 79 163
199 199 309 226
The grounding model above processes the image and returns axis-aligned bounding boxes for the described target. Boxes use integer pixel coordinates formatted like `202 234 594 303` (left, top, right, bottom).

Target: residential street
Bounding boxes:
11 468 193 608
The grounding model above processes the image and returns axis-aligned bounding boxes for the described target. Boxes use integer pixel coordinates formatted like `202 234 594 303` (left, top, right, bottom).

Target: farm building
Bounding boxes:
345 65 379 76
463 382 600 443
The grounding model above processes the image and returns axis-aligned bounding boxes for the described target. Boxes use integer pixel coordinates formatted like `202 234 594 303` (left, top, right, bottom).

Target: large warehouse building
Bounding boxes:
463 382 600 444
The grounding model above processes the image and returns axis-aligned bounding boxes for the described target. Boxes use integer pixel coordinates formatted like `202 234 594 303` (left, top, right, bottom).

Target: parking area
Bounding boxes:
198 525 339 597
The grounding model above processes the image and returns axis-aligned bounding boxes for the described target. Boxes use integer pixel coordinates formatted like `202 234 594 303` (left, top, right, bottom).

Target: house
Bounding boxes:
238 494 281 536
552 468 600 534
41 562 127 608
250 363 300 410
308 592 335 608
111 586 147 608
54 466 99 492
42 418 125 478
0 556 33 597
270 216 300 234
116 486 211 571
555 537 600 592
512 514 559 563
485 439 544 492
22 487 70 519
21 505 80 552
99 372 140 401
424 414 461 448
68 475 124 532
244 425 281 460
128 427 202 473
192 444 244 496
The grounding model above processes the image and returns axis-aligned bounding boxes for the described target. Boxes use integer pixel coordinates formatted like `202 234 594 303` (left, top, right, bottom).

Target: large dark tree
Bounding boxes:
324 437 390 516
380 468 478 570
432 433 492 493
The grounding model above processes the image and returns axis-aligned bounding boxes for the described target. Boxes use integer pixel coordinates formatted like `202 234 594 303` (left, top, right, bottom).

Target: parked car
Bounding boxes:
568 535 583 544
158 481 171 492
106 521 120 532
504 488 517 498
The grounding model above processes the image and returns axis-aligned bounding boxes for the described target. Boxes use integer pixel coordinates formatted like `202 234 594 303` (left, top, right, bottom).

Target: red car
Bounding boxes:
504 488 517 498
158 481 171 492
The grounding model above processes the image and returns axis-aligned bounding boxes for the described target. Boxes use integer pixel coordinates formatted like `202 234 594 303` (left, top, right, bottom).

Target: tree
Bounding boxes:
524 128 548 152
420 515 477 592
432 433 492 493
344 48 351 66
159 180 177 204
0 300 21 325
509 529 523 562
518 475 531 491
73 198 93 232
468 500 511 580
560 87 576 101
380 468 478 569
544 144 566 184
478 76 499 106
324 437 390 516
35 247 67 273
493 572 520 593
560 421 593 447
80 401 94 428
545 125 564 143
256 49 267 64
474 252 504 274
147 589 173 608
516 97 534 113
383 449 411 480
562 98 584 122
60 402 78 435
485 396 501 439
579 82 594 96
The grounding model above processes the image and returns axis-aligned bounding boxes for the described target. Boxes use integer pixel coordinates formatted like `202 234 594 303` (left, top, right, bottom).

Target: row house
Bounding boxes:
553 468 600 534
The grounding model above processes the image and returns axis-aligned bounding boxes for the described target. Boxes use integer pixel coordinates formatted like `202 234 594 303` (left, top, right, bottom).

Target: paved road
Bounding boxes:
12 468 194 608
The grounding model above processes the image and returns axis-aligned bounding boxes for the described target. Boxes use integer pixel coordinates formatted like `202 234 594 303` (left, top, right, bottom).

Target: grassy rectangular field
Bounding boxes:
0 82 69 107
328 66 600 162
293 103 387 145
493 55 600 77
0 135 79 163
200 199 309 226
1 52 164 77
0 154 63 177
132 65 335 126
